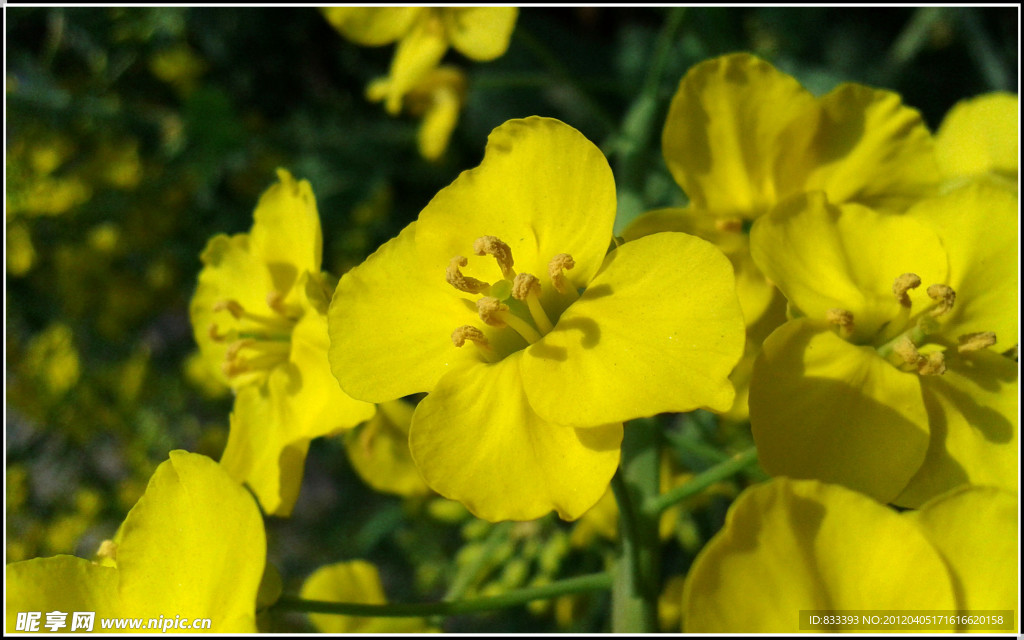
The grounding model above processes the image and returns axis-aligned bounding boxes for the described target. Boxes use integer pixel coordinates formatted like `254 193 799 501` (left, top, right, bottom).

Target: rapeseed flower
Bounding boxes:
323 7 517 115
681 478 1017 633
300 560 433 633
5 451 266 633
748 182 1018 505
190 169 375 516
624 53 938 419
328 117 744 522
344 399 432 498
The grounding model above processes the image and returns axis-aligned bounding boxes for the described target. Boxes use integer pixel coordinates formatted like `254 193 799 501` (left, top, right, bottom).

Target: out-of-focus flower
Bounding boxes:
624 53 939 419
368 65 467 162
5 451 267 633
749 182 1017 506
681 478 1016 633
149 44 208 96
328 117 744 521
323 7 517 114
189 169 375 516
344 399 432 498
934 92 1018 191
300 560 434 633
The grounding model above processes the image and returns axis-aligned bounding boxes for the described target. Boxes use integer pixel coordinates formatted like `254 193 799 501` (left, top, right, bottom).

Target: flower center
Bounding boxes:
208 291 299 385
446 235 578 361
826 272 999 376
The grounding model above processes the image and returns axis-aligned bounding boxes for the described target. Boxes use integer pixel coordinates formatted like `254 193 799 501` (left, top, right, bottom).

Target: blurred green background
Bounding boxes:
5 6 1017 632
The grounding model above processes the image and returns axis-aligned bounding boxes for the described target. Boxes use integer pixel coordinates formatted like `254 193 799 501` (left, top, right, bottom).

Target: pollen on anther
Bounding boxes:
446 256 490 294
473 236 515 280
917 351 947 375
452 325 490 349
892 273 922 307
926 284 956 317
958 331 997 353
893 335 921 365
826 308 854 328
548 253 576 294
213 299 246 319
512 273 541 300
476 296 509 327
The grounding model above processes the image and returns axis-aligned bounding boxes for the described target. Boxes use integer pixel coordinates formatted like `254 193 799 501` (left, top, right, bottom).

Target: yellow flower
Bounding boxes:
300 560 434 633
328 117 745 522
323 7 517 115
5 451 266 633
368 65 468 162
748 181 1018 506
344 399 432 498
189 169 375 516
682 478 1017 633
934 92 1018 191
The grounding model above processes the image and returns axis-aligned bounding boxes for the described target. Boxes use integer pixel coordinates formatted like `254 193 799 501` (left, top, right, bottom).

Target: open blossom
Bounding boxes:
624 53 939 419
748 181 1017 506
5 451 266 633
189 170 375 516
328 117 744 522
682 478 1017 633
323 7 517 115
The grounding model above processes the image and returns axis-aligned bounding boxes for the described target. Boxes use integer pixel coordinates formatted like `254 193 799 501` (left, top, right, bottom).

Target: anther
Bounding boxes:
917 351 947 376
213 299 246 319
826 308 854 332
715 218 743 233
893 335 921 365
892 273 922 308
266 290 301 318
209 323 230 342
548 253 576 295
958 331 997 353
473 236 516 280
927 284 956 317
513 272 554 334
446 256 490 294
452 325 490 349
476 296 510 327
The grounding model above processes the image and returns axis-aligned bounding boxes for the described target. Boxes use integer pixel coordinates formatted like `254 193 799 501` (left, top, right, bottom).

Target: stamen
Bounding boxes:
452 325 490 349
715 218 743 233
958 331 997 353
213 299 246 319
826 308 854 337
893 335 921 365
477 296 542 344
209 323 231 343
548 253 577 297
446 256 490 294
266 291 302 319
473 236 516 280
892 273 922 308
927 284 956 317
917 351 946 376
513 273 554 334
213 299 294 331
96 540 117 562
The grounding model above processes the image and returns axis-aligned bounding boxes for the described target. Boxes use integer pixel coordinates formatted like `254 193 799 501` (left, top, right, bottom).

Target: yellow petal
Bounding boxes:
442 7 518 61
662 53 818 219
413 117 617 302
521 232 744 426
321 7 422 46
345 399 432 498
908 486 1018 620
382 10 449 115
802 83 938 211
895 349 1018 507
115 451 265 631
300 560 432 633
410 355 622 522
750 319 930 503
328 222 479 403
189 233 276 388
6 557 120 633
935 92 1018 185
248 169 323 293
750 192 948 341
417 81 461 161
220 386 312 518
905 181 1019 347
683 478 957 633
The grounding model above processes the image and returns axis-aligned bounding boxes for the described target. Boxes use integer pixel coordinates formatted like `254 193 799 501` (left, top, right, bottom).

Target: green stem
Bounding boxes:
611 418 661 632
644 446 759 517
271 572 612 618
